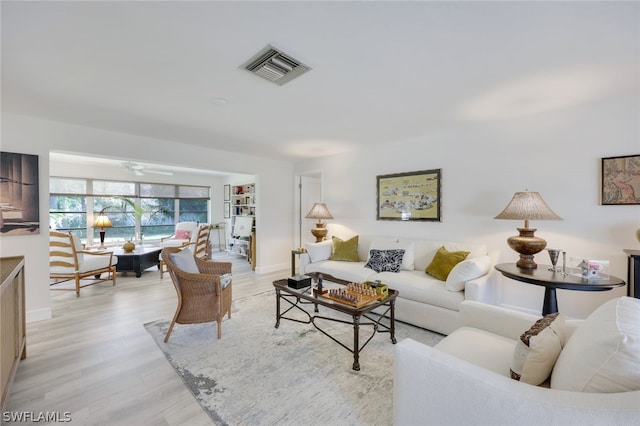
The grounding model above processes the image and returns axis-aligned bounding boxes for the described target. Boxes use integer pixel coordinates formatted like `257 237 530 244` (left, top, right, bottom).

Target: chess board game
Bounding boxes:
320 282 381 308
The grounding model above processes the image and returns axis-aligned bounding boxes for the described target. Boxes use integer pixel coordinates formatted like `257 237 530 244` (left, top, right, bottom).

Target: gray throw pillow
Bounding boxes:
169 247 199 273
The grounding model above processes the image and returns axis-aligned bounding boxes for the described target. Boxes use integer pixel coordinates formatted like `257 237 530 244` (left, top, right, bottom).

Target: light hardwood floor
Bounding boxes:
5 251 285 425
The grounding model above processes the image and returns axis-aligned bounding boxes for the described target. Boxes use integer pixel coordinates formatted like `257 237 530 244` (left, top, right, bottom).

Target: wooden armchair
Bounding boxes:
49 230 117 296
192 224 212 260
161 246 232 341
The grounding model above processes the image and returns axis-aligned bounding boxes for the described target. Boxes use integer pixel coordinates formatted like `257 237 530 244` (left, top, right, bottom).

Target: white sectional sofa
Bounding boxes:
299 235 498 335
393 297 640 426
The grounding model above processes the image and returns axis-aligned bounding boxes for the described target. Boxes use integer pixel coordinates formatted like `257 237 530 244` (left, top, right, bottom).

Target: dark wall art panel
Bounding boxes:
0 151 40 235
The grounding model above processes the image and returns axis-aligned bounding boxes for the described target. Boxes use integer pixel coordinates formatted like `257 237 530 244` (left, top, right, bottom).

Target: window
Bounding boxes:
93 196 137 241
179 185 210 224
49 195 87 238
179 198 208 223
138 197 175 240
50 177 210 246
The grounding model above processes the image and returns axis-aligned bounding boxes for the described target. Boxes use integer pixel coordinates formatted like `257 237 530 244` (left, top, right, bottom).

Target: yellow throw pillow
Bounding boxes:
426 246 470 281
330 235 360 262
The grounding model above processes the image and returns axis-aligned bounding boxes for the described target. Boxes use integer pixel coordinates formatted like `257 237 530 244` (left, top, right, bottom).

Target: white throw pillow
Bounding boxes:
169 247 199 273
304 240 333 263
511 313 565 385
445 255 492 292
551 296 640 393
369 239 415 270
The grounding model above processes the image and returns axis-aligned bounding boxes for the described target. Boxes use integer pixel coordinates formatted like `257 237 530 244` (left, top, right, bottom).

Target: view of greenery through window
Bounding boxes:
50 178 209 245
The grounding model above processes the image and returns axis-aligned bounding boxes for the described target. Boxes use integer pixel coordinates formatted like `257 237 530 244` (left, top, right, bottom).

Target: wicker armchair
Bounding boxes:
160 224 212 278
161 247 232 341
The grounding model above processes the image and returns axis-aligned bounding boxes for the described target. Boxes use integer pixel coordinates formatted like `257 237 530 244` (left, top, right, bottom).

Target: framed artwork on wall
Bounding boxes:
601 154 640 205
224 202 231 219
0 151 40 235
376 168 441 221
224 184 231 201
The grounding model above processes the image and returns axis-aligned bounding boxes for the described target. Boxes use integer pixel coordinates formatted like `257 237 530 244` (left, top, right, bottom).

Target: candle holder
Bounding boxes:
547 248 561 272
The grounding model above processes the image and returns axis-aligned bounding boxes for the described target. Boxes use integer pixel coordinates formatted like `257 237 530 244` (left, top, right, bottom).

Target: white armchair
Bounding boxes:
393 299 640 426
49 230 118 296
160 221 199 248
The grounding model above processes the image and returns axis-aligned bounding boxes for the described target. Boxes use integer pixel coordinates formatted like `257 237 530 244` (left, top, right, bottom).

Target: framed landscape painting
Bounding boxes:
601 154 640 205
0 151 40 235
377 169 441 221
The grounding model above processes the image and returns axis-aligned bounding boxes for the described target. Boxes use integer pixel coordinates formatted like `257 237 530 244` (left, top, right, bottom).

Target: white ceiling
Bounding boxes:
2 1 638 165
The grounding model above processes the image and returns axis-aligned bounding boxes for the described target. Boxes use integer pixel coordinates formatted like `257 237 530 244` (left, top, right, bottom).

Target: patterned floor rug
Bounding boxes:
145 290 444 426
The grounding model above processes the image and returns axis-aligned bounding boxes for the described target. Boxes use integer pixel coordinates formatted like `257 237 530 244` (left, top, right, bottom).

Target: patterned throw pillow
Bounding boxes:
365 249 405 273
425 246 470 281
369 239 416 270
220 273 232 289
510 313 565 385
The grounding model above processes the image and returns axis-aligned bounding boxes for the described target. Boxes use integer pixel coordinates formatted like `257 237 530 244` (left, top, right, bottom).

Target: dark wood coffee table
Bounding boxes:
113 246 162 278
273 278 398 371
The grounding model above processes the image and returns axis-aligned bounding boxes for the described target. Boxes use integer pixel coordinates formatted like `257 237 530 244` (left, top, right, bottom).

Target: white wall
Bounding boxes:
294 94 639 319
0 113 293 322
2 90 637 322
0 133 51 322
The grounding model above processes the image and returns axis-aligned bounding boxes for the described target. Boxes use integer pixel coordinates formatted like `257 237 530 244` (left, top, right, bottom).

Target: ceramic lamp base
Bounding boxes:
310 222 328 242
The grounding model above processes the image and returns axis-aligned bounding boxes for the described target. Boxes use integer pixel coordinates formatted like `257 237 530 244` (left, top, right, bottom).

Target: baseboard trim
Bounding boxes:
255 262 289 275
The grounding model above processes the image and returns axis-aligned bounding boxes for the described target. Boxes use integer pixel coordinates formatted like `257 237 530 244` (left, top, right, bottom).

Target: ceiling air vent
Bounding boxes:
241 45 310 86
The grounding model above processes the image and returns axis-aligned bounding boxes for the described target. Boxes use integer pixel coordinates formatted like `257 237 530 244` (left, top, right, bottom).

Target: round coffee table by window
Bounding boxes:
495 263 625 315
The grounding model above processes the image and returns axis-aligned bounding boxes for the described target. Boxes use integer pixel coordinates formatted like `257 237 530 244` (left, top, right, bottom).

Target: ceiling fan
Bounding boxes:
121 161 174 176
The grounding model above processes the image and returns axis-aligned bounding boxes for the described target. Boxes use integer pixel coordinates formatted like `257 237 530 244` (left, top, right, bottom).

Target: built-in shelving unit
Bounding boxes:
229 183 256 269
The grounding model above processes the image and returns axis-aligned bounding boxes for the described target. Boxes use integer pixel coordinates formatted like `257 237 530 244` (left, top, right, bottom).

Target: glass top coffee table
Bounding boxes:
273 278 398 371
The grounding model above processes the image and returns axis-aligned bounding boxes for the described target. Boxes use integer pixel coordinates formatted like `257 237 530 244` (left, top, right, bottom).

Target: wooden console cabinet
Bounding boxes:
1 256 26 411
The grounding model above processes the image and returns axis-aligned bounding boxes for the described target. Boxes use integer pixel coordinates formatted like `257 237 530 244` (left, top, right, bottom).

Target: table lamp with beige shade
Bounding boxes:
495 190 562 269
305 202 334 242
94 211 112 248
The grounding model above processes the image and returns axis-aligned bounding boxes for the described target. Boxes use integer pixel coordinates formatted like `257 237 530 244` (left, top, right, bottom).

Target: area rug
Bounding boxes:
145 290 444 425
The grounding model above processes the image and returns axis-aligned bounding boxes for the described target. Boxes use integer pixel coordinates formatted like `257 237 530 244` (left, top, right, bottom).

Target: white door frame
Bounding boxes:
293 170 322 249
